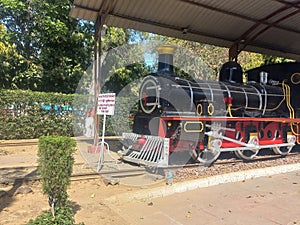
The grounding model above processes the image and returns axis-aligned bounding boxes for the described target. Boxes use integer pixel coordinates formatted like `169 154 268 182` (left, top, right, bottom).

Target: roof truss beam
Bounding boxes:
178 0 300 35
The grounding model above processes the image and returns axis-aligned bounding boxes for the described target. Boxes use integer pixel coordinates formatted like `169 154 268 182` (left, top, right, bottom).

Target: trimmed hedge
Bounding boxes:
0 89 74 139
38 136 76 207
0 89 137 139
27 136 83 225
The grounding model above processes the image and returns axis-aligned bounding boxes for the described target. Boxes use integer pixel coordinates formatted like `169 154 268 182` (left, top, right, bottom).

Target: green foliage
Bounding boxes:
238 51 264 71
27 205 84 225
103 62 151 94
0 0 136 93
38 136 76 207
149 35 295 77
102 27 130 51
152 37 229 78
108 96 138 136
0 23 24 88
30 138 83 225
0 0 94 93
0 89 136 139
0 89 75 139
262 55 294 65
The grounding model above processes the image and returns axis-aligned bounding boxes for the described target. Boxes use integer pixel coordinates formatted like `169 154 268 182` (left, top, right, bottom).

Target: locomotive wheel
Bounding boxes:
191 148 220 166
234 149 258 161
272 146 293 156
192 139 221 166
198 148 220 166
273 135 296 156
234 136 259 161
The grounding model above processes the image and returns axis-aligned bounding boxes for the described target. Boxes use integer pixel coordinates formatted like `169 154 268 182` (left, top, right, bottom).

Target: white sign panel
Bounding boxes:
97 93 116 115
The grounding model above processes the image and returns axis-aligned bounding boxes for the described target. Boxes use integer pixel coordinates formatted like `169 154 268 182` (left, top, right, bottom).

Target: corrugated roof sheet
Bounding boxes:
70 0 300 60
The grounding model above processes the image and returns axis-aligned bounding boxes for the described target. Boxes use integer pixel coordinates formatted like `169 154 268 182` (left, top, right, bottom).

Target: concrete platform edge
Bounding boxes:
105 163 300 204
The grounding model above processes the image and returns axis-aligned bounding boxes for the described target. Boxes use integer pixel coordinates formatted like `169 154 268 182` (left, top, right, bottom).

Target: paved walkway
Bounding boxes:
111 170 300 225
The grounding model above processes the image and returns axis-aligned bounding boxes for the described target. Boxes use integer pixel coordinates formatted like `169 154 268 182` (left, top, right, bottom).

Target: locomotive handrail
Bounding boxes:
283 82 295 119
175 77 194 112
219 81 233 117
160 116 300 123
258 83 268 116
242 86 248 109
251 85 263 111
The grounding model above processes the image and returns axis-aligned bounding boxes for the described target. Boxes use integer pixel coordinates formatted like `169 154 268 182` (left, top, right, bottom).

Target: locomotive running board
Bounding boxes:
206 131 296 152
218 142 295 152
120 133 170 168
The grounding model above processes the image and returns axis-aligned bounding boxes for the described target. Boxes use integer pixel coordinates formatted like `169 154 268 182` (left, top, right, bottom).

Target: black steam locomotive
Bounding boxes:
120 46 300 167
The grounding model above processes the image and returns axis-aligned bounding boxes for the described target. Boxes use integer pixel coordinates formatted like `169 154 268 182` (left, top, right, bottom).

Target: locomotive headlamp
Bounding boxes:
167 121 172 127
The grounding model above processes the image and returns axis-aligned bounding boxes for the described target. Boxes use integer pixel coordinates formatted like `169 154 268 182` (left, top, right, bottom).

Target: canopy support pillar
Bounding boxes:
93 15 103 146
92 0 114 146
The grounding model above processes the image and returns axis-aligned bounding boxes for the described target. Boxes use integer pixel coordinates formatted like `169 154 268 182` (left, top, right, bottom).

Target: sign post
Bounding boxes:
96 93 116 172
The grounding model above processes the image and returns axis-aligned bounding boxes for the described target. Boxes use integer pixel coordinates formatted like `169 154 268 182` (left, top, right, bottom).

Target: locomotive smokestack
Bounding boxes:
156 45 176 73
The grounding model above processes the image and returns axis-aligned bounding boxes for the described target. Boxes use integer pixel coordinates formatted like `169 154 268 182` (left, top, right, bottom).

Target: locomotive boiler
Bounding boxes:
120 46 300 167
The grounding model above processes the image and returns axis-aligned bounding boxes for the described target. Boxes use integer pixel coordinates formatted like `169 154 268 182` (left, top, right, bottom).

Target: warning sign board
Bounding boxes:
97 93 116 115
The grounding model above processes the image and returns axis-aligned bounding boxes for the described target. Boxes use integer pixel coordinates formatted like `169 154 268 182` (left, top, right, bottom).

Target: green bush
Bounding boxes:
27 206 84 225
106 96 137 136
38 136 76 207
30 136 83 225
0 89 138 139
0 89 75 139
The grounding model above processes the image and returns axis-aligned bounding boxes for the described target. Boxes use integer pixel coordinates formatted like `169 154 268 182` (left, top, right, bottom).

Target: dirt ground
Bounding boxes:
0 140 145 225
1 140 300 225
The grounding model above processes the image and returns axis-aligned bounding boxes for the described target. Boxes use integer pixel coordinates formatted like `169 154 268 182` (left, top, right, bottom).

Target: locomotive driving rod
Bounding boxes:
205 131 258 148
204 131 295 152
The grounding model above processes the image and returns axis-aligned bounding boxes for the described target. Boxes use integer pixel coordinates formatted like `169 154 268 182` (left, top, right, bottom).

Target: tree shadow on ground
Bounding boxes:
0 169 38 212
69 200 82 214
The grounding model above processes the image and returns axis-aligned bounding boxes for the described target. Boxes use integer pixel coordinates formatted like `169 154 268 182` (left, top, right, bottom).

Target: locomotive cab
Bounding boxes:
219 61 243 84
246 62 300 118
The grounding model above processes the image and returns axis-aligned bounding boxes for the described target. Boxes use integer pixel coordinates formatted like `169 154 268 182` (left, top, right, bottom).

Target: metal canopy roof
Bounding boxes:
70 0 300 61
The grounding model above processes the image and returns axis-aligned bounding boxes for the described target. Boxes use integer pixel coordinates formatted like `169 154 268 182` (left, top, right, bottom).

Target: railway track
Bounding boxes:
0 162 148 185
0 139 299 186
0 136 121 148
0 140 39 147
0 164 95 184
1 151 300 185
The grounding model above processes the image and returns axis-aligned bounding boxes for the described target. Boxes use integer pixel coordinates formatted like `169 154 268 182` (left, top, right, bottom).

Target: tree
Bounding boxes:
262 55 294 65
0 0 94 93
0 0 136 93
0 23 22 88
100 31 151 94
102 26 130 52
156 36 266 78
103 62 151 94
